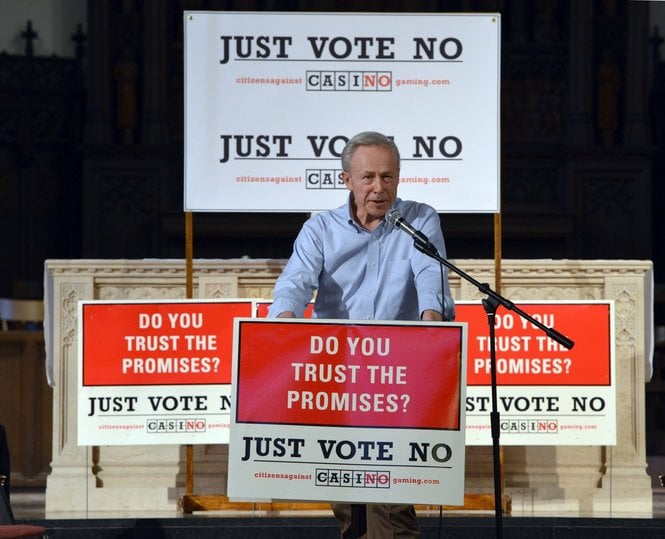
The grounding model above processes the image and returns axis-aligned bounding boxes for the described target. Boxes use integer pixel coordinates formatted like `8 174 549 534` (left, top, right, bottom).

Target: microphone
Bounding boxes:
386 208 437 253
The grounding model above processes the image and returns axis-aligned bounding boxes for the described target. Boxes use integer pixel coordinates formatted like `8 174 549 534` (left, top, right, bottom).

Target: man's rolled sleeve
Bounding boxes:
268 296 304 318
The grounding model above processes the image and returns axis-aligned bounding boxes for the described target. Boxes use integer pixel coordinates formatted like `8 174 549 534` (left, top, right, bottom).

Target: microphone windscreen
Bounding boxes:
386 208 400 224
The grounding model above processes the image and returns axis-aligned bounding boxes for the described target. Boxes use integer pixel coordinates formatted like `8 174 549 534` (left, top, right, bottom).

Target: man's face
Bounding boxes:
342 145 399 228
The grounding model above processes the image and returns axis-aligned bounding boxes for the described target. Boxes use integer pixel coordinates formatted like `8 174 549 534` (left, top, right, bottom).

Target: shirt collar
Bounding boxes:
345 194 361 231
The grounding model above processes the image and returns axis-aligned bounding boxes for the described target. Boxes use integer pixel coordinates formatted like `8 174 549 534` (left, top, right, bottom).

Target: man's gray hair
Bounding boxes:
341 131 401 171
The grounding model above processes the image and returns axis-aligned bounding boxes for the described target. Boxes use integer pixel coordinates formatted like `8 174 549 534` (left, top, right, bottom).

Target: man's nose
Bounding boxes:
371 177 384 191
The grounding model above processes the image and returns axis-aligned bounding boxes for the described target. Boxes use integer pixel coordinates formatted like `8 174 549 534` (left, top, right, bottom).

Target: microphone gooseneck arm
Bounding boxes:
385 208 574 349
386 206 574 539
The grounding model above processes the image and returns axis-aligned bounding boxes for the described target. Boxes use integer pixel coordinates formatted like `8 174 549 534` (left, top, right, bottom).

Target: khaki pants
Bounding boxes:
332 503 420 538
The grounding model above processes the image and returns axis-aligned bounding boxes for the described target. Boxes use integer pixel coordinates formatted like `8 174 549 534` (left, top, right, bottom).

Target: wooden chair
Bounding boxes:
0 527 47 539
0 312 48 538
0 299 43 331
0 475 11 524
0 476 46 538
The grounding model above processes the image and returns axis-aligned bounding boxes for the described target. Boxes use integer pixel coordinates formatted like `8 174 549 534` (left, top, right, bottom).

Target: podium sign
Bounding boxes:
228 319 467 505
77 299 254 445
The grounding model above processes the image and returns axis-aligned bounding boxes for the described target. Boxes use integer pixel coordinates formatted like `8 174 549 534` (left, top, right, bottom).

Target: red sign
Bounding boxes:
255 301 314 318
234 320 464 430
81 301 254 386
459 302 611 386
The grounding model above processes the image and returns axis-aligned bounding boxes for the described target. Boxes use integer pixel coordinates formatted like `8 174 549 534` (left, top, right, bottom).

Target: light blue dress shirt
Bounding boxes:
269 197 455 321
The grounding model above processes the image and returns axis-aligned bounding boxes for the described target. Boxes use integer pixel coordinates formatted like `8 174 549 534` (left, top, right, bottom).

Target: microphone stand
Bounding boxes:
413 240 574 539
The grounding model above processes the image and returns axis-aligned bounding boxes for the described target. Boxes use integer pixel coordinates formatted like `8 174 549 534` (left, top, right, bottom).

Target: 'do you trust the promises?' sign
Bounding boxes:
460 301 616 446
228 319 467 506
184 12 500 213
77 300 255 445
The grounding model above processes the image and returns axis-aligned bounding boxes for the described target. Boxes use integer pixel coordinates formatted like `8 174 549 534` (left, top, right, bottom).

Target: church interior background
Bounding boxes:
0 0 664 514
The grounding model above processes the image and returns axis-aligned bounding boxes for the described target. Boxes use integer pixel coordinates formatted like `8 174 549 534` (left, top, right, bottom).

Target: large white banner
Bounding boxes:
184 12 500 213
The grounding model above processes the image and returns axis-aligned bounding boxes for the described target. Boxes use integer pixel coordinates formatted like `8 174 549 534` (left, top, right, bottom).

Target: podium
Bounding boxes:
43 258 653 517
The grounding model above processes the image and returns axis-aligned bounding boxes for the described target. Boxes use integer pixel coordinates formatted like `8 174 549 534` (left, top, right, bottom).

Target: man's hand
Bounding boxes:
277 311 297 318
421 309 443 321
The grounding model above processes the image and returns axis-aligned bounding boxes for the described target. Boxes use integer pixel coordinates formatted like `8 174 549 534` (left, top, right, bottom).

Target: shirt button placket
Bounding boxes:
366 233 380 319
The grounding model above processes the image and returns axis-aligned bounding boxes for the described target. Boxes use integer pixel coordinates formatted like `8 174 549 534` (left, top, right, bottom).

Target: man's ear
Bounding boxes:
341 171 351 190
